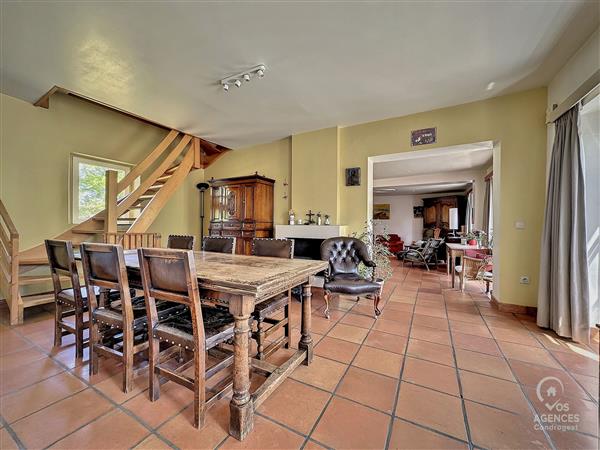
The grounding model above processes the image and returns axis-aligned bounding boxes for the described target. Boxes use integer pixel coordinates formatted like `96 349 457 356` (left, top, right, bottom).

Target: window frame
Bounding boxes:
70 153 136 224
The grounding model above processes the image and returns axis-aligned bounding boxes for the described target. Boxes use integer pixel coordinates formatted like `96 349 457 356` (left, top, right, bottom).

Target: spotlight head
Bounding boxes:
234 79 242 88
243 73 251 82
257 68 265 78
222 83 229 92
196 182 210 191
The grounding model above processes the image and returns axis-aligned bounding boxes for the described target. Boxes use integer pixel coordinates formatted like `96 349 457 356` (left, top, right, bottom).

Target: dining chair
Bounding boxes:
80 242 151 392
320 237 382 319
250 238 294 359
455 249 492 292
45 239 92 359
138 247 236 428
202 236 236 254
167 234 196 250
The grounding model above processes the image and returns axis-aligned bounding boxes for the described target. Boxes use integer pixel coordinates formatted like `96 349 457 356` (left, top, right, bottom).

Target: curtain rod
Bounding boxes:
546 69 600 124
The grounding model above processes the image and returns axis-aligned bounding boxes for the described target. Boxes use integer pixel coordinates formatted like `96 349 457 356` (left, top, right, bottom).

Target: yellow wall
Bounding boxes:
338 88 547 306
210 88 547 307
200 138 291 235
291 127 340 223
0 92 190 250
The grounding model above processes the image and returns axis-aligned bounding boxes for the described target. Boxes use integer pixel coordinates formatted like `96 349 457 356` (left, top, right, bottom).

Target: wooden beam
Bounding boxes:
192 137 202 169
252 350 306 408
127 148 195 233
117 130 179 192
105 170 118 233
117 135 192 216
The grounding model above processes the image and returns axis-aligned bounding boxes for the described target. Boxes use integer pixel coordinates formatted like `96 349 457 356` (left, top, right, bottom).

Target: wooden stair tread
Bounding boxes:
21 292 55 308
19 275 67 285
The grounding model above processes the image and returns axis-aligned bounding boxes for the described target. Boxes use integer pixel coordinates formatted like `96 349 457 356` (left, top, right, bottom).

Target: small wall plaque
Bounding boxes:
411 127 437 146
345 167 361 186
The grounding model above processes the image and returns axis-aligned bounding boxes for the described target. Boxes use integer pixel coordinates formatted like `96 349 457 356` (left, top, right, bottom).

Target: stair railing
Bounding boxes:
0 199 21 324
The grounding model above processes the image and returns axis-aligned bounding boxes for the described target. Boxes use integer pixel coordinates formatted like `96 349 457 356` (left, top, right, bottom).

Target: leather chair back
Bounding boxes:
80 242 134 319
45 239 82 296
252 238 294 259
202 236 236 254
320 237 370 277
167 234 196 250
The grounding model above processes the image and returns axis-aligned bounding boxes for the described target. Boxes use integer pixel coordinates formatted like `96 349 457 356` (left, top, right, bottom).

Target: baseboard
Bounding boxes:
490 294 537 316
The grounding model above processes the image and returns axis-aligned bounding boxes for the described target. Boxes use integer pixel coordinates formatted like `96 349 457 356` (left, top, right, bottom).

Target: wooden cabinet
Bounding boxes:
422 196 463 229
208 174 274 255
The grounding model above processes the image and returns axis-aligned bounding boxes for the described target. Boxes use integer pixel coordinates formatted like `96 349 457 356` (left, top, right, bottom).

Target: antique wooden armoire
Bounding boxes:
208 174 275 255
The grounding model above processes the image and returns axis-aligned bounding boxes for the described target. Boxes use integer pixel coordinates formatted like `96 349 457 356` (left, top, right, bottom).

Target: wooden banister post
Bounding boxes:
105 170 118 233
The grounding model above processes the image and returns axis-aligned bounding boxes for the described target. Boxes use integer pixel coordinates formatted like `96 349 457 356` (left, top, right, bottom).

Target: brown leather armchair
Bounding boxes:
320 237 382 319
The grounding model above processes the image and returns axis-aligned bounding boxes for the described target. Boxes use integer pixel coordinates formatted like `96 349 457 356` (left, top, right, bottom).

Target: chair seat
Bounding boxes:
94 296 148 328
252 293 288 320
324 276 381 295
153 306 235 351
57 286 100 306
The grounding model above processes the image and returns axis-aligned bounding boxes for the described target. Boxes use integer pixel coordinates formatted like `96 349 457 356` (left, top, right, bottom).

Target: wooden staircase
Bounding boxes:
1 129 229 325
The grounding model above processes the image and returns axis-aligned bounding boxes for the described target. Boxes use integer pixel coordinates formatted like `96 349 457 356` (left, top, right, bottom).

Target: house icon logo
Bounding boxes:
536 376 565 411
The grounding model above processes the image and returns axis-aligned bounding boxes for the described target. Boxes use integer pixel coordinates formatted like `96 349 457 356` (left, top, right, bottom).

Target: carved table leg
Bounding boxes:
299 283 313 365
229 295 254 440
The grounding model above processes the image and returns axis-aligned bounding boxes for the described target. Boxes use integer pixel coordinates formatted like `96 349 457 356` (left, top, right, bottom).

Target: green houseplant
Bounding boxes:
351 220 394 283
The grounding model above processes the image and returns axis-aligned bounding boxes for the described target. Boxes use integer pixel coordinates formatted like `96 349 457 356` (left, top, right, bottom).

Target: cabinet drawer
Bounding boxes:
210 222 222 230
242 231 255 238
242 222 256 231
221 230 241 237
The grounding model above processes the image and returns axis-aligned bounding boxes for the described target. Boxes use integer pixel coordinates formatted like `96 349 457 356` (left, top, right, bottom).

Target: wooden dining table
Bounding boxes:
88 249 328 441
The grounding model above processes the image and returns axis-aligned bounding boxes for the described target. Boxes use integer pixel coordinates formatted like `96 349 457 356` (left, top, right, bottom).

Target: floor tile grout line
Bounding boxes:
0 413 26 450
527 323 599 406
301 281 401 449
439 278 475 450
474 299 559 450
8 323 182 450
384 268 415 450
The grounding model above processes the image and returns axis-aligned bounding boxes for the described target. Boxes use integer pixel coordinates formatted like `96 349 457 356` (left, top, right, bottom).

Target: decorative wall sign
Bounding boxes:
373 204 390 220
413 206 424 218
345 167 361 186
411 127 437 146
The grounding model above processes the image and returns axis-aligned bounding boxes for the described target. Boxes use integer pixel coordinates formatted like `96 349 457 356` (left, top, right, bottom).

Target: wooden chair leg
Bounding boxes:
54 302 63 347
75 308 84 359
323 291 331 320
194 351 206 429
256 318 265 360
373 294 381 318
89 320 100 376
123 333 134 393
149 337 161 401
283 293 291 349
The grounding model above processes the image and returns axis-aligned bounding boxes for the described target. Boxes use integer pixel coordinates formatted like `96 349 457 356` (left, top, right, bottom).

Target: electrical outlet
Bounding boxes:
519 276 530 284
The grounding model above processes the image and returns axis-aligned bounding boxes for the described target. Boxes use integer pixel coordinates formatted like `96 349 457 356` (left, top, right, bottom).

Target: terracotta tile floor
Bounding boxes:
1 260 598 449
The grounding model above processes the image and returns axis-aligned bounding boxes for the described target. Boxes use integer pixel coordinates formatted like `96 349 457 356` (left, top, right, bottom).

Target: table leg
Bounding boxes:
446 247 450 276
450 250 455 288
298 283 313 366
459 253 465 292
228 295 254 441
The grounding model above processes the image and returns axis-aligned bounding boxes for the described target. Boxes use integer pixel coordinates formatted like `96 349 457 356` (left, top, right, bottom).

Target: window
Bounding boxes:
71 154 134 223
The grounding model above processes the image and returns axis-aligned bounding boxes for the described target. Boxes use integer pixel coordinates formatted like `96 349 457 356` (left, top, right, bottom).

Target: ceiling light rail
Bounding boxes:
221 64 266 92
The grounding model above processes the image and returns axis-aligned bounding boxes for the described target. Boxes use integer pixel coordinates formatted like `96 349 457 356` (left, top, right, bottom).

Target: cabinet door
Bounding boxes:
223 186 243 221
424 206 437 226
211 187 223 222
441 204 450 227
243 185 255 221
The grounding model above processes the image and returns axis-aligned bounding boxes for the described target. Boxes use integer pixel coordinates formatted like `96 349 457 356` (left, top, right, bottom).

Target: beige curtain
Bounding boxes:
537 106 590 343
482 178 491 236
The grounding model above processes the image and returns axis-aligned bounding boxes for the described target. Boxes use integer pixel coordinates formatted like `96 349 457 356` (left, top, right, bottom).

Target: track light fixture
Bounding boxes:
220 64 266 93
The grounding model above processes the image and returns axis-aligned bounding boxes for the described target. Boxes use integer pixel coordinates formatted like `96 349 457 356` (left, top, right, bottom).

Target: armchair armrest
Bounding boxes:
363 260 376 268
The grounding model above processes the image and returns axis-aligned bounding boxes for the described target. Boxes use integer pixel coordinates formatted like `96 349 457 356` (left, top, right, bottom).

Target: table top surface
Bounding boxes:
122 250 328 298
446 243 488 251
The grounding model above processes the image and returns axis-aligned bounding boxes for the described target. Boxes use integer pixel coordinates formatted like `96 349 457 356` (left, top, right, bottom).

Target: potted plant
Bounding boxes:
351 220 394 288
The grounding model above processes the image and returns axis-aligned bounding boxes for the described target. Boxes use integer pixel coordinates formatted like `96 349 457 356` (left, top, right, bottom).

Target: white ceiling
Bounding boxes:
374 182 471 196
1 2 598 148
373 144 492 179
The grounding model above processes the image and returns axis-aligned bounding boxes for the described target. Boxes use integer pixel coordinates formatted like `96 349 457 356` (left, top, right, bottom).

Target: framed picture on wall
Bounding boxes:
345 167 361 186
373 204 390 220
413 206 423 218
